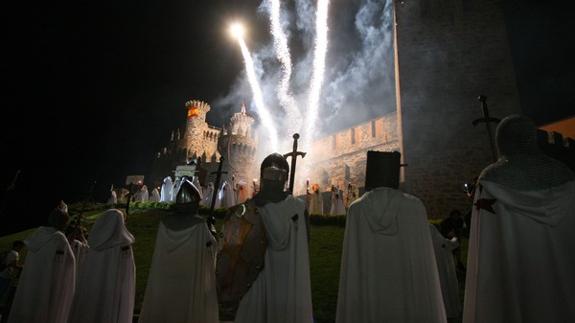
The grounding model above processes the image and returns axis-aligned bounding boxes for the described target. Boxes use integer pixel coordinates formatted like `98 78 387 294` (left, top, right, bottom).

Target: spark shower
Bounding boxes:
229 0 330 154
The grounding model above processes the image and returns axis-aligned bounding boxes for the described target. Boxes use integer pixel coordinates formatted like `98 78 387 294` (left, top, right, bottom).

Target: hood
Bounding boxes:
88 209 135 250
354 187 408 235
25 227 62 252
480 180 575 227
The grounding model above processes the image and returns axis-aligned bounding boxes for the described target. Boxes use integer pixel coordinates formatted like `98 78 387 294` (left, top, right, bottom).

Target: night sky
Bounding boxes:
0 0 573 234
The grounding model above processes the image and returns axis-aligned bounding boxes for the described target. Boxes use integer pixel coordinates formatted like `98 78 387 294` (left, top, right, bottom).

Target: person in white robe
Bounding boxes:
8 202 76 323
171 177 182 202
336 151 446 323
463 115 575 323
192 176 202 199
68 209 135 323
107 186 117 206
215 181 236 209
160 176 173 202
219 153 313 323
429 224 461 319
330 186 345 216
149 187 160 202
139 178 218 323
308 184 323 215
66 219 89 268
140 185 149 202
201 182 214 207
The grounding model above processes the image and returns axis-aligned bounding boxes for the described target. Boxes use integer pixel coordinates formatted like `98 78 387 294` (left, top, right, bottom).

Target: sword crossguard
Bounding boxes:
283 152 306 159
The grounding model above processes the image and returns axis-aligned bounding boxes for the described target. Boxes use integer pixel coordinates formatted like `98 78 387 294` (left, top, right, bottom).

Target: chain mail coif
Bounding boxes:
480 115 575 190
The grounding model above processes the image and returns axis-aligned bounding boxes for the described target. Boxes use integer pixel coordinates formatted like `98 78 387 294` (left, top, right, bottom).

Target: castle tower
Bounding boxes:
229 103 254 137
184 100 219 159
395 0 521 217
218 103 257 187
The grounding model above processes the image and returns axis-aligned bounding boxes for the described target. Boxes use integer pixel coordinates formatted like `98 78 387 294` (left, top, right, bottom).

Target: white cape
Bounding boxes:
139 220 218 323
463 180 575 323
330 190 345 216
336 187 446 323
202 185 214 207
140 188 149 202
172 179 183 202
160 177 173 202
70 239 88 268
8 227 76 323
150 188 160 202
108 191 117 205
68 209 136 323
429 224 461 318
234 196 313 323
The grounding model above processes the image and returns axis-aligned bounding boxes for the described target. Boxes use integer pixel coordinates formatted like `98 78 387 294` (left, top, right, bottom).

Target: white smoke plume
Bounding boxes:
214 0 395 153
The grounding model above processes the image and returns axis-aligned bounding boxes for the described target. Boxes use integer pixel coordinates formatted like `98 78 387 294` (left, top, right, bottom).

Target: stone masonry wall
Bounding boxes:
395 0 521 218
309 113 399 190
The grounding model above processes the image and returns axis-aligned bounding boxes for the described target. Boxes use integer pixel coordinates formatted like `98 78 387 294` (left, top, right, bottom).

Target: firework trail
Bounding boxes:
304 0 330 147
233 25 280 152
269 0 301 136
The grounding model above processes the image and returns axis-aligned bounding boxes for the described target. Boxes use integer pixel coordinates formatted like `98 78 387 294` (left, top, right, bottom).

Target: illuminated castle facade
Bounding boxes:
150 100 258 192
149 98 400 200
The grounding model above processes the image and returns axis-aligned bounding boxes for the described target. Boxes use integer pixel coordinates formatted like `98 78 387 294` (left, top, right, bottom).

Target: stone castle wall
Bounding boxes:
309 112 400 190
395 0 521 218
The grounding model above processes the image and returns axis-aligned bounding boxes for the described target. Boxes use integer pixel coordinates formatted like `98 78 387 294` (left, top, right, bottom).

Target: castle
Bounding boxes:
150 100 257 193
149 99 400 198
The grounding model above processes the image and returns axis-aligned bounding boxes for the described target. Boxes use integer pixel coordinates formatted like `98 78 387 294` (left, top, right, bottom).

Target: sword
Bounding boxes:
283 133 307 194
472 95 501 162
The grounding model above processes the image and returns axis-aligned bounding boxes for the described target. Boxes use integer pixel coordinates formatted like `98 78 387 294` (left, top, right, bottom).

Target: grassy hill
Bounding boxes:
0 207 345 323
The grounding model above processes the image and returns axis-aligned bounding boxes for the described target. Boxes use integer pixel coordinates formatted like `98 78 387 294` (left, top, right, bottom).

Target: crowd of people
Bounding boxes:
0 115 573 323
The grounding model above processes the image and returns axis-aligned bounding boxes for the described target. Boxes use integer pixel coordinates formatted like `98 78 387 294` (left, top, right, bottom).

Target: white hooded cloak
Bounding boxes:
330 189 345 216
138 219 218 323
8 227 76 323
201 183 214 207
68 209 136 323
160 176 173 202
150 188 160 202
429 224 461 318
336 187 447 323
234 196 314 323
463 180 575 323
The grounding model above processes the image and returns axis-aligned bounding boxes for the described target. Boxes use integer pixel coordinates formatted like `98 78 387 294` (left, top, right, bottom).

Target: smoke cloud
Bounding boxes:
213 0 395 151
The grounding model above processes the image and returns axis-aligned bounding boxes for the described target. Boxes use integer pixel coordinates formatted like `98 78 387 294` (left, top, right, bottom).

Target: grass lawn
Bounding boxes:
1 207 469 323
1 208 346 323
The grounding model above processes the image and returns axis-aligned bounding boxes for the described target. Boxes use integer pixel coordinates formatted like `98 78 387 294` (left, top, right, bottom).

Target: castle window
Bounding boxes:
371 120 376 137
351 128 356 144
